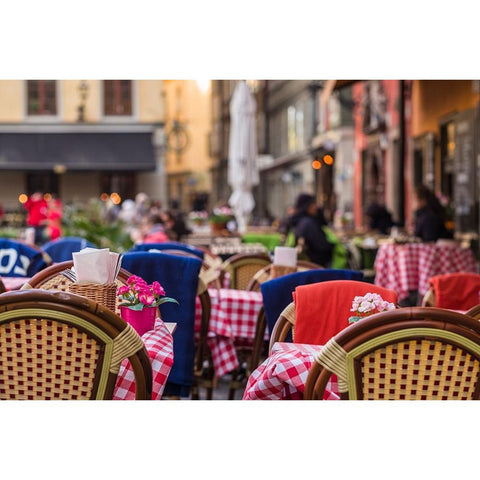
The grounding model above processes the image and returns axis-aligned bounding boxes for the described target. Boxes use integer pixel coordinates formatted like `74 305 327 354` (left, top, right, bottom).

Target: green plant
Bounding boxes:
62 199 134 253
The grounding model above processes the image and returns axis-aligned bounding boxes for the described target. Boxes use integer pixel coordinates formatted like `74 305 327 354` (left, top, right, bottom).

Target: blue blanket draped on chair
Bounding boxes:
261 268 364 340
0 239 51 277
42 237 97 263
129 242 204 260
122 251 202 397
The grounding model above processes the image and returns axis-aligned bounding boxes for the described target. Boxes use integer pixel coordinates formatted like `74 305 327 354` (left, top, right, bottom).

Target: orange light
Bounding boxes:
312 160 322 170
18 194 28 204
323 154 334 165
100 193 109 202
110 192 121 205
43 193 52 202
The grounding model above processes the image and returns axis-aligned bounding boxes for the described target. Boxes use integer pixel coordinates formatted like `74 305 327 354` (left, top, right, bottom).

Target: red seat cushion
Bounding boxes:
429 272 480 310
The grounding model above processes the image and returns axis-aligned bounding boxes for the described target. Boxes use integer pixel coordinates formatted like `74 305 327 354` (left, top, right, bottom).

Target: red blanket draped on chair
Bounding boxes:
293 280 398 345
429 273 480 310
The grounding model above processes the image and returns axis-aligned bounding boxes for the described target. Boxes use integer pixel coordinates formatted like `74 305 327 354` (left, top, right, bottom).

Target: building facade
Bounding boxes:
0 80 167 211
163 80 212 212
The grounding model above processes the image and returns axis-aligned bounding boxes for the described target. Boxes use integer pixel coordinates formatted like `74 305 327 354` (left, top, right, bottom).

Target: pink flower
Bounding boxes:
117 285 130 296
138 290 155 306
151 281 165 296
127 275 146 286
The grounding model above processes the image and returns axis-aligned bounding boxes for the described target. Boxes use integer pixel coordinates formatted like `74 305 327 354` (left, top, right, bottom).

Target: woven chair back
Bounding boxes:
220 253 271 290
22 260 133 316
305 307 480 400
0 290 152 400
246 260 322 292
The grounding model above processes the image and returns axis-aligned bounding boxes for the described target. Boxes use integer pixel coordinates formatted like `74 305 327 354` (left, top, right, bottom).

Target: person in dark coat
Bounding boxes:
289 193 333 267
413 185 450 242
365 202 394 235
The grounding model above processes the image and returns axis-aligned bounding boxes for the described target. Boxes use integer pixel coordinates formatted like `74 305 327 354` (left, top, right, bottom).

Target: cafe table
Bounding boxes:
114 318 175 400
243 342 340 400
374 241 477 302
194 288 264 377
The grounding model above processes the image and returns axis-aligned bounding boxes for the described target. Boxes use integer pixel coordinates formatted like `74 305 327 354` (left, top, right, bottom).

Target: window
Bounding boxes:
103 80 133 116
27 80 57 115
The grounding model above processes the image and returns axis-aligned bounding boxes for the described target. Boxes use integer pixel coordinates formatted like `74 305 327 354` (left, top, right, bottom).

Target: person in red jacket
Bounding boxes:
23 192 48 245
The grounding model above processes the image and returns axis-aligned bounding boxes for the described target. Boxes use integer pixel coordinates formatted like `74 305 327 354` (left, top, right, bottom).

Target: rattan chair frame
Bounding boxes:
305 307 480 400
245 260 322 292
268 302 296 353
0 289 152 400
219 253 271 290
466 304 480 320
421 288 436 307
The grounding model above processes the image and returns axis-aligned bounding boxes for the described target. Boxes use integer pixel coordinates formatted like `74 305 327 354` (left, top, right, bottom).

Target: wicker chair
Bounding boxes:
21 260 132 316
190 278 215 400
245 260 322 292
305 307 480 400
466 304 480 320
219 253 271 290
0 289 152 399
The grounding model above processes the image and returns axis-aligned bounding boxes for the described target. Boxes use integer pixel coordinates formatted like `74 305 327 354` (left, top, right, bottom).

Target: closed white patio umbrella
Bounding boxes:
228 80 259 234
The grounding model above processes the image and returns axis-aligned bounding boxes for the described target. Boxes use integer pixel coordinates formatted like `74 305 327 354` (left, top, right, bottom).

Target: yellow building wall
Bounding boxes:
61 80 101 123
0 80 165 123
412 80 478 136
0 81 24 122
164 80 212 186
138 81 165 123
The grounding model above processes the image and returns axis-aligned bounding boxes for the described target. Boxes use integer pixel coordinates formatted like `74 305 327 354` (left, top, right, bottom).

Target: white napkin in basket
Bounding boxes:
73 248 111 284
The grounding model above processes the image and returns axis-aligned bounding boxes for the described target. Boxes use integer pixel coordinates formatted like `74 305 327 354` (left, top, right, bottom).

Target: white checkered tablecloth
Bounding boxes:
374 243 477 301
195 288 264 377
243 342 339 400
113 317 174 400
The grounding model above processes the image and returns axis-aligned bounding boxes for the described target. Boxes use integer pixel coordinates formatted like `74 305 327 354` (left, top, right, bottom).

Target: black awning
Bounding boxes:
0 132 157 171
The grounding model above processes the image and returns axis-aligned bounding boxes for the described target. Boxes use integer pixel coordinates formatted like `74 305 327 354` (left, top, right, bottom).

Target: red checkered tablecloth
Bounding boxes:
243 342 339 400
2 276 30 291
113 317 174 400
195 288 264 377
374 243 477 301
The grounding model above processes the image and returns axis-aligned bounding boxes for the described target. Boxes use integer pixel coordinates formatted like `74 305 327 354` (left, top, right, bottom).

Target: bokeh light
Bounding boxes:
100 193 109 202
18 194 28 204
323 154 334 165
312 160 322 170
43 193 52 202
110 192 121 205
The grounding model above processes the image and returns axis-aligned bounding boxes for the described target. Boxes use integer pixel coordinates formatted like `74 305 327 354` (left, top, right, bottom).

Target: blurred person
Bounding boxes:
288 193 334 267
365 201 394 235
135 192 150 223
413 185 450 242
141 213 169 243
45 195 63 241
23 192 48 245
118 199 137 225
168 199 192 241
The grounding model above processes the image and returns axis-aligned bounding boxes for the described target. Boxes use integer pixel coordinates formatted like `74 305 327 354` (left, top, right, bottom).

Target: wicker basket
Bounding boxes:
68 282 117 313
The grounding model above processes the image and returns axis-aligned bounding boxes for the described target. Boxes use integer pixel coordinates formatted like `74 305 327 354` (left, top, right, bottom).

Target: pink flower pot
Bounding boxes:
120 306 156 336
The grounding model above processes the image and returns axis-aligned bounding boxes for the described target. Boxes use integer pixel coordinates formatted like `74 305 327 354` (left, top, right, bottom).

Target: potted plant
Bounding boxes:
117 275 178 336
209 207 234 233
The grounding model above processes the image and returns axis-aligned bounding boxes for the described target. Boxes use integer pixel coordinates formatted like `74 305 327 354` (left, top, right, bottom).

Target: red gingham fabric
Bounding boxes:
113 317 174 400
243 342 339 400
3 276 30 291
374 243 476 301
195 288 264 377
